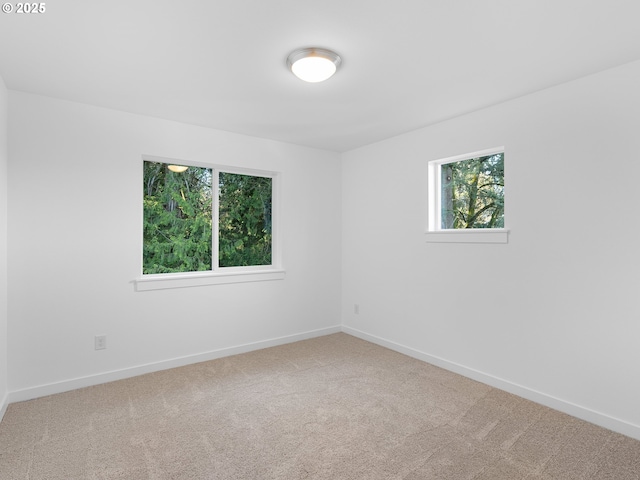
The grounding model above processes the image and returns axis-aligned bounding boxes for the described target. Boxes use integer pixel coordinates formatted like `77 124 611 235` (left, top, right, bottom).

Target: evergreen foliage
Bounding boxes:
218 173 272 267
143 162 213 274
441 153 504 229
143 162 272 274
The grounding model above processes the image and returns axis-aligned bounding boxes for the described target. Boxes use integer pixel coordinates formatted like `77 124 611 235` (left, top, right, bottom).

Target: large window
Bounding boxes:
138 158 282 289
427 148 508 243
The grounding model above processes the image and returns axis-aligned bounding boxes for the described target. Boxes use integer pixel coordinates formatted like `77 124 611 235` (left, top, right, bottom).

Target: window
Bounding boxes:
218 172 273 268
136 157 283 290
143 161 213 274
427 147 508 243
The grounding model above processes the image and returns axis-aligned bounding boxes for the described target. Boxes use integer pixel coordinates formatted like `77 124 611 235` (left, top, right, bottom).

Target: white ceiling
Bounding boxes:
1 0 640 152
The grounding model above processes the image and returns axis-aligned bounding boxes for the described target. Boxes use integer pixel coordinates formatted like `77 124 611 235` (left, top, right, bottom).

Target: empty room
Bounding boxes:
1 1 639 478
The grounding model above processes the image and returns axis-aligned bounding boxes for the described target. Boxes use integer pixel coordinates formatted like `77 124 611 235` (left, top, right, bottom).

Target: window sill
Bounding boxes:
425 228 509 244
135 269 286 291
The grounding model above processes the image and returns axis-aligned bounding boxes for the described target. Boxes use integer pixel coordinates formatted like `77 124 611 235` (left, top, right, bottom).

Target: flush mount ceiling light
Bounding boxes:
167 165 188 173
287 47 342 83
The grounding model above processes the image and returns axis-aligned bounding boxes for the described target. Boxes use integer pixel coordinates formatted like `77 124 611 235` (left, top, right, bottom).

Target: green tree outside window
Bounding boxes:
143 162 273 274
440 153 504 229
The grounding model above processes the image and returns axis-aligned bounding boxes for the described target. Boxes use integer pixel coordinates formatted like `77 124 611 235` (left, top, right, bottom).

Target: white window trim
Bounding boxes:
425 228 509 244
135 155 284 291
426 147 509 244
135 269 286 291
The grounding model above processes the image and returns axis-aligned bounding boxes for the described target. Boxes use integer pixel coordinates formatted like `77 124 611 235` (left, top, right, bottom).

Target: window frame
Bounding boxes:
135 155 284 291
426 147 509 244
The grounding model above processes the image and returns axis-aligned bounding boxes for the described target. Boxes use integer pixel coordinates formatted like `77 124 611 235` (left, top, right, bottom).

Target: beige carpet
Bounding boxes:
0 333 639 479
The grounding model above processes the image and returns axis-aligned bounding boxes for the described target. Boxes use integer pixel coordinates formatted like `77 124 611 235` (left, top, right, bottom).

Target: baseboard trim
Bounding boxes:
0 391 8 423
342 325 640 441
8 325 342 404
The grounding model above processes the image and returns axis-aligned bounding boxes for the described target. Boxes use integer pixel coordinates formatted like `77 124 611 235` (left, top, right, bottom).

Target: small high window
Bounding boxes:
427 148 508 243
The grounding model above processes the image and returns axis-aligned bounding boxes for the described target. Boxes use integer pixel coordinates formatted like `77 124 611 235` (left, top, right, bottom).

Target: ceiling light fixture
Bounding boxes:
167 165 188 173
287 47 342 83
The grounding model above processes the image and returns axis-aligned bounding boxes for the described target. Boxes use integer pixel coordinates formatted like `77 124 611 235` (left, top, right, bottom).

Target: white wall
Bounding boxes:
7 92 342 397
0 75 8 417
342 60 640 439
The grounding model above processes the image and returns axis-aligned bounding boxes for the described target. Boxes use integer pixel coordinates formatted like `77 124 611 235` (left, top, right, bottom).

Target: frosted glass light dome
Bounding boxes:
287 48 342 83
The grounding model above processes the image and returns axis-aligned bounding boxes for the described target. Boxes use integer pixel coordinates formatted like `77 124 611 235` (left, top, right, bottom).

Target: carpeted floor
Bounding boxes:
0 333 639 479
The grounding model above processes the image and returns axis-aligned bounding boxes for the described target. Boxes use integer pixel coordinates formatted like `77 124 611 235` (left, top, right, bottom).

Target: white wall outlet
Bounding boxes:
354 304 360 314
95 335 107 350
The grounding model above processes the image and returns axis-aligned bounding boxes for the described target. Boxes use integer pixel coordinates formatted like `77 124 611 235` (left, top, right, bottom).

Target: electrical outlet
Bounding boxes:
95 335 107 350
354 304 360 314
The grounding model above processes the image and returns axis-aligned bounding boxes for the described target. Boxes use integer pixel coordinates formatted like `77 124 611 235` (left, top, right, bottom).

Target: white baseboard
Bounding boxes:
0 391 8 423
8 324 639 442
8 325 342 404
342 325 640 441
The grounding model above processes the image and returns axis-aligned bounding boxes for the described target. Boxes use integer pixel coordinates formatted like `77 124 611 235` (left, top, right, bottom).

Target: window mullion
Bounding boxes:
435 163 442 230
212 169 220 272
